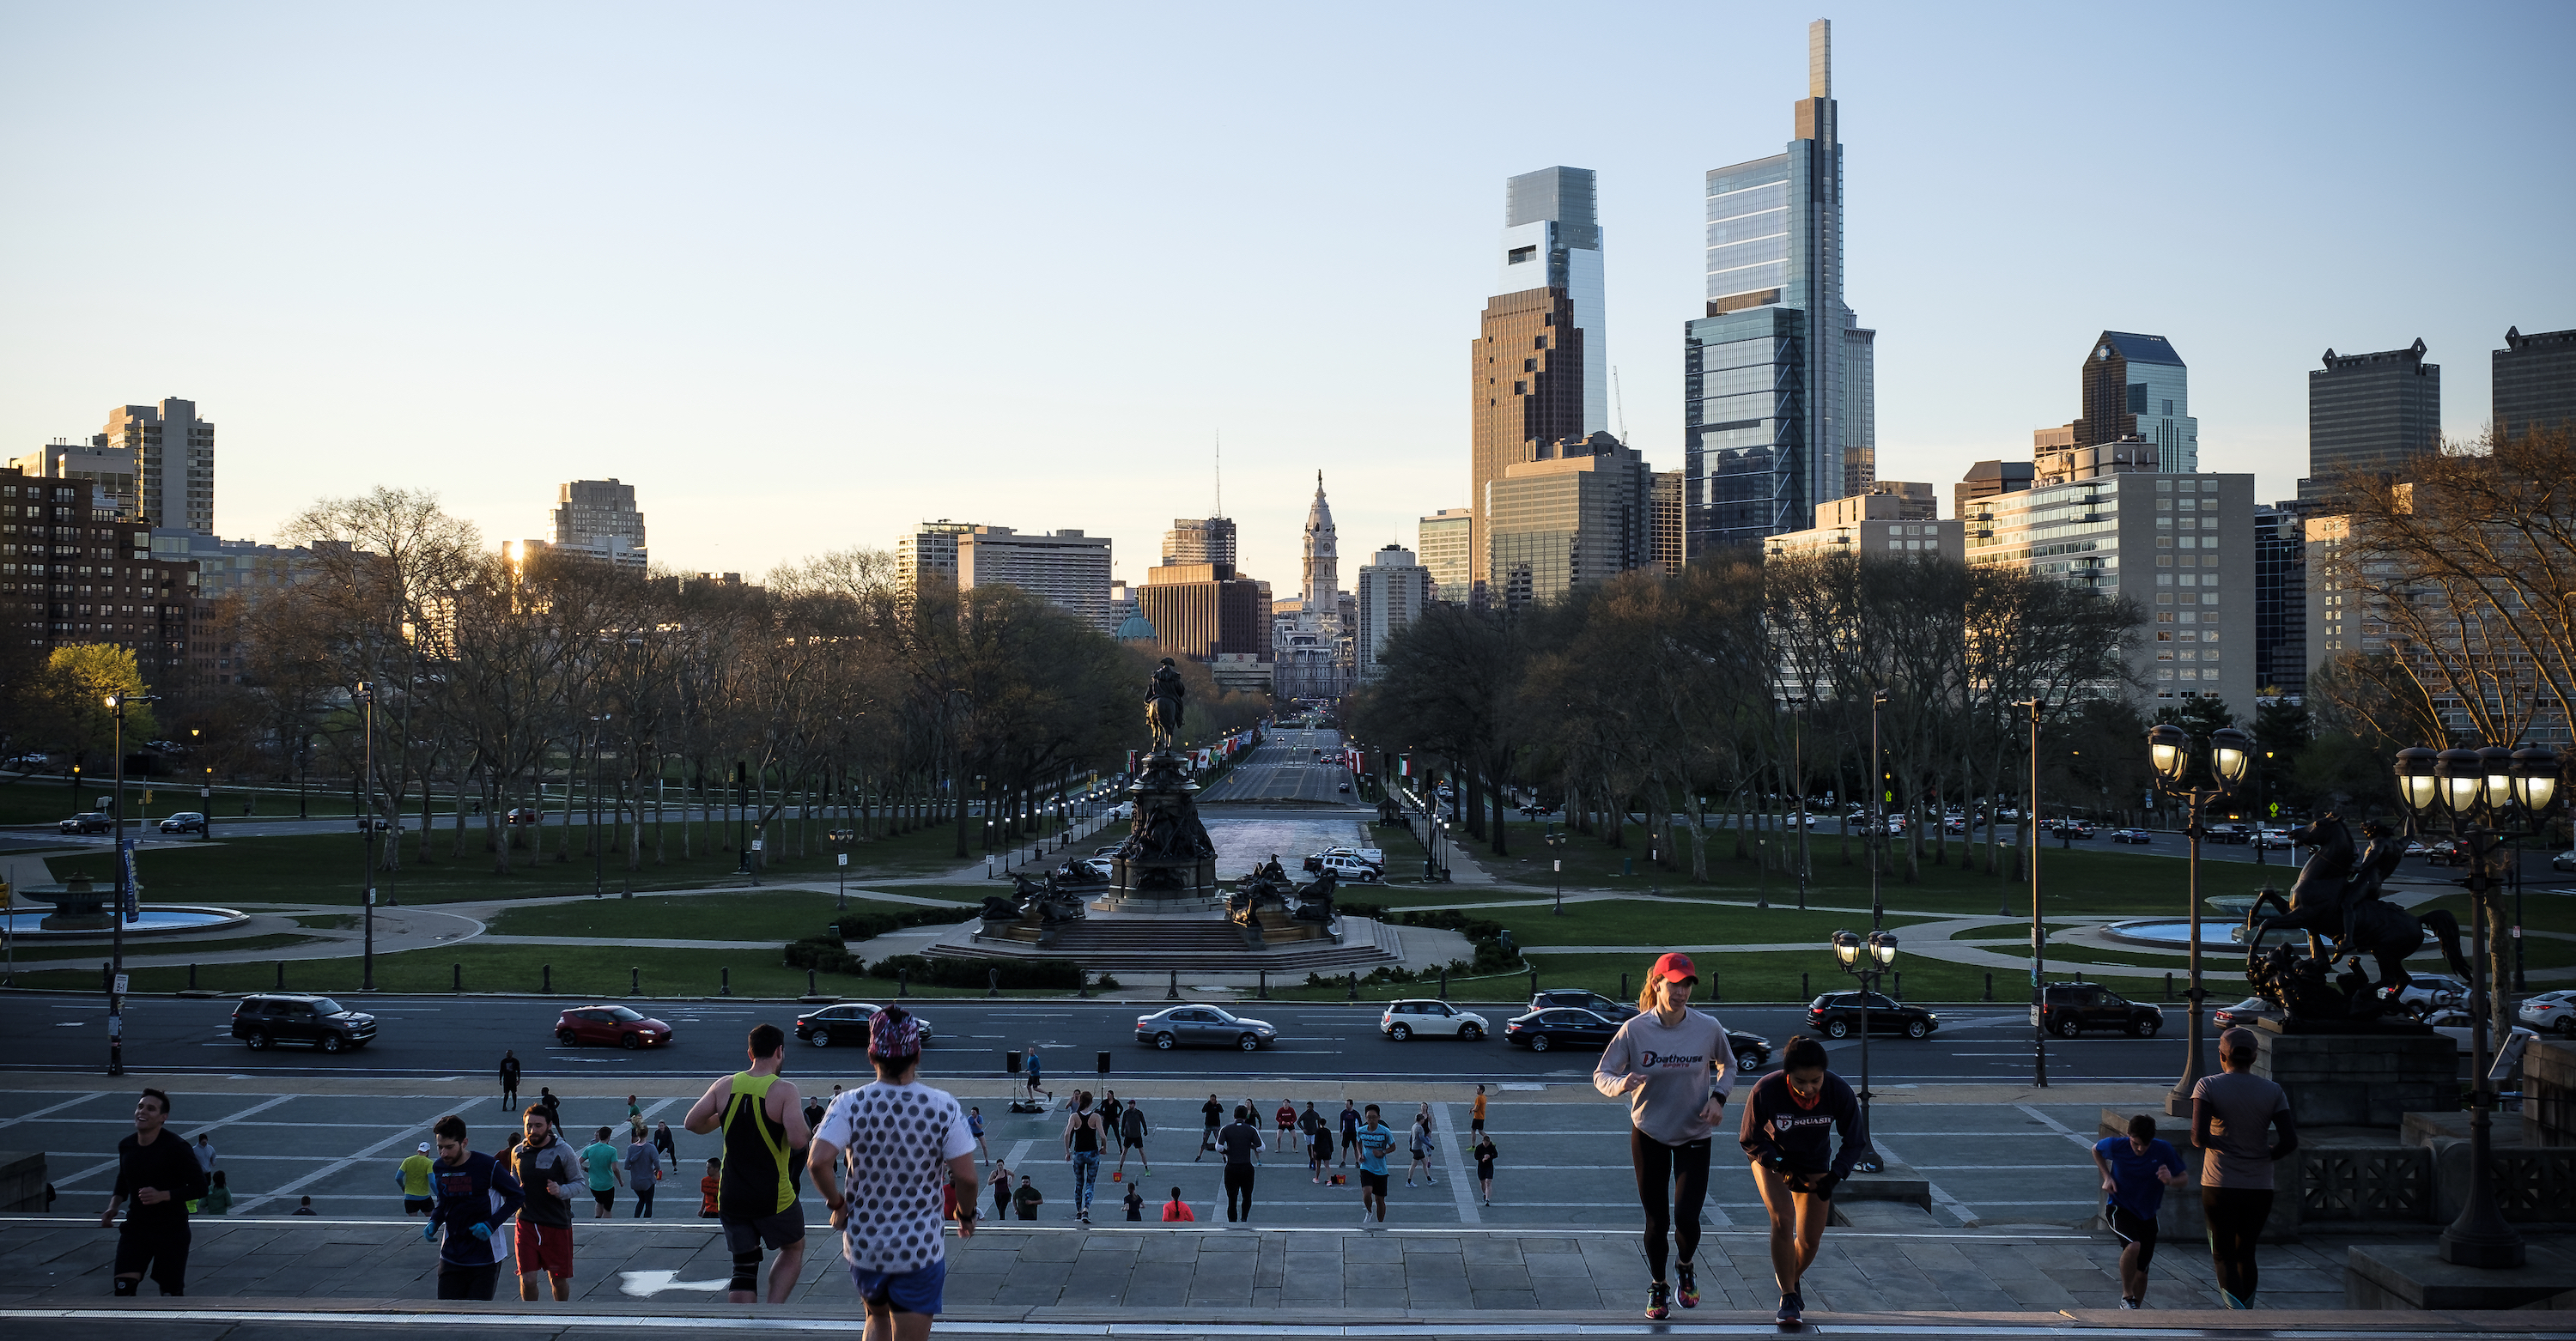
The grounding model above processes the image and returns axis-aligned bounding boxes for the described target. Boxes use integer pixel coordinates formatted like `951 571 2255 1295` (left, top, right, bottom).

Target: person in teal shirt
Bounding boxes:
199 1169 232 1216
580 1126 623 1219
1352 1104 1398 1225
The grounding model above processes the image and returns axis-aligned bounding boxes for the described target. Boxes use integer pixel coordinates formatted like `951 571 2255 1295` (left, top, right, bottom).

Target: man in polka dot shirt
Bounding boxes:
810 1007 980 1336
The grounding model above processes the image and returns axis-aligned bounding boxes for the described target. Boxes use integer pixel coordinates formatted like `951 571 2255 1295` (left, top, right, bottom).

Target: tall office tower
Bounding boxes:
896 520 976 592
2254 504 2312 697
2304 340 2439 501
1685 20 1874 554
956 526 1114 630
1301 473 1340 608
551 478 648 567
1417 507 1474 604
1651 470 1685 576
1162 517 1237 569
2064 332 2197 473
9 440 140 518
94 398 215 534
2494 325 2576 442
1470 287 1586 599
1500 167 1607 436
1486 434 1654 610
1953 459 2034 523
1354 545 1434 683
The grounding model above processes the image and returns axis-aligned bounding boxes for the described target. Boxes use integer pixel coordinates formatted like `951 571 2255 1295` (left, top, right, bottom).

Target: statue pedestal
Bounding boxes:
1109 750 1218 905
2256 1018 2459 1127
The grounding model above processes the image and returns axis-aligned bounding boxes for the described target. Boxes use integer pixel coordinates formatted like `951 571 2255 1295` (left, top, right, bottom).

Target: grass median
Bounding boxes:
485 892 970 943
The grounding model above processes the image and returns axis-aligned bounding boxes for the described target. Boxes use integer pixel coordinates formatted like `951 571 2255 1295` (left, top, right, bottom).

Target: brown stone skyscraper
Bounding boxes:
1469 286 1584 603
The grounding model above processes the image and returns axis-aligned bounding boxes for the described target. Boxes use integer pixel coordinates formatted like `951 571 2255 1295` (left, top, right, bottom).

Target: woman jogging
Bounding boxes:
2192 1028 2296 1309
1405 1104 1436 1186
1739 1035 1862 1326
1473 1133 1498 1207
1593 952 1739 1321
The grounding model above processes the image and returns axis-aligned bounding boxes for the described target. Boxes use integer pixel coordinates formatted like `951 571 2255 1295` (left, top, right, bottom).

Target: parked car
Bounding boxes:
2392 974 2468 1017
1380 998 1490 1041
2038 981 2163 1037
795 1002 935 1047
3 752 48 769
1807 991 1939 1040
2421 840 2468 866
1093 844 1124 857
1312 854 1382 883
1528 988 1637 1020
2210 996 2273 1030
2518 991 2576 1037
157 811 208 834
2251 828 2293 850
1503 1006 1772 1071
1135 1004 1278 1051
554 1004 674 1049
232 993 377 1053
355 815 399 833
2424 1009 2541 1058
57 812 112 834
2108 828 2154 844
2553 850 2576 872
504 807 544 826
1303 846 1383 873
2204 823 2251 845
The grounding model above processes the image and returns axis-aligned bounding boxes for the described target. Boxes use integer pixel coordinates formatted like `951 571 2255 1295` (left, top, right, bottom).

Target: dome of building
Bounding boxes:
1115 611 1159 644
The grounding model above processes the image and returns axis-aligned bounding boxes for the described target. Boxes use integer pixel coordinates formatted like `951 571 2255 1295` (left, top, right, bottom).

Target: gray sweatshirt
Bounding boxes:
1591 1007 1736 1146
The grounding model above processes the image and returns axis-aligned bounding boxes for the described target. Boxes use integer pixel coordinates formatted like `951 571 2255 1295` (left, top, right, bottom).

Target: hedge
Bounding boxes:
864 953 1084 990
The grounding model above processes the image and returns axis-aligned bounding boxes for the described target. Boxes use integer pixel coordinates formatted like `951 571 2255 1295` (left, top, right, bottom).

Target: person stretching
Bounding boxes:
1595 952 1739 1321
1738 1035 1861 1326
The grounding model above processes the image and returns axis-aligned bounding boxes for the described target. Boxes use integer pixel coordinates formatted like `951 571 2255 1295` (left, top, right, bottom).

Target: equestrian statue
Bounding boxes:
2243 813 2468 1022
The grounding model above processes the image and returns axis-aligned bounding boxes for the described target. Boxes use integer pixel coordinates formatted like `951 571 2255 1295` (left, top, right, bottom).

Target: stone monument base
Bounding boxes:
2257 1017 2459 1126
2346 1241 2576 1310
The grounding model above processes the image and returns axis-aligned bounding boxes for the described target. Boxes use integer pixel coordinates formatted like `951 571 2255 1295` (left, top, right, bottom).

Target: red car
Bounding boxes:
555 1004 673 1049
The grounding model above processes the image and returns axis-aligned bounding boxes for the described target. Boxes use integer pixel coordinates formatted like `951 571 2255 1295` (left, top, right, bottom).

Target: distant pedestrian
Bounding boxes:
1473 1134 1498 1206
807 1004 979 1338
1100 1090 1124 1137
504 1104 584 1302
100 1089 205 1297
1309 1118 1334 1182
1739 1036 1858 1328
683 1023 815 1306
399 1141 436 1217
293 1196 316 1215
1160 1187 1195 1222
536 1087 562 1132
802 1092 826 1136
699 1158 720 1219
1197 1095 1222 1160
1115 1100 1150 1178
1274 1100 1296 1137
2094 1113 2184 1309
991 1166 1013 1222
653 1121 677 1167
1122 1184 1144 1222
1596 952 1742 1322
1024 1043 1050 1102
1352 1104 1396 1225
2192 1028 2298 1309
582 1126 623 1218
1062 1090 1105 1224
1217 1105 1265 1222
1337 1101 1359 1168
625 1131 662 1219
423 1113 525 1302
200 1171 231 1217
1471 1085 1488 1135
969 1107 991 1162
1405 1105 1436 1186
192 1132 218 1175
1012 1178 1043 1219
499 1052 521 1112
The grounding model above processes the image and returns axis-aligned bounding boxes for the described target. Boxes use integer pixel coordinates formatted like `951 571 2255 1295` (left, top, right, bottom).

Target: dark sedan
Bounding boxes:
1806 991 1938 1040
1504 1007 1773 1072
58 812 112 834
795 1002 936 1047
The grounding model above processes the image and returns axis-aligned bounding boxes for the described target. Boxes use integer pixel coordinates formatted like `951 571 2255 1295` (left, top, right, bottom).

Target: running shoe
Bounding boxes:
1777 1290 1803 1324
2221 1289 2250 1310
2118 1298 2138 1309
1676 1262 1698 1308
1644 1282 1671 1320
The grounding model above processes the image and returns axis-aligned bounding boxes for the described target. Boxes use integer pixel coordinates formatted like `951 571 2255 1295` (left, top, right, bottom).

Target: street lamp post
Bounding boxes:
105 691 161 1077
355 683 378 992
590 714 611 899
2020 698 2047 1088
1830 929 1898 1174
2393 743 2560 1269
1869 690 1887 931
2145 720 2251 1116
1548 828 1565 915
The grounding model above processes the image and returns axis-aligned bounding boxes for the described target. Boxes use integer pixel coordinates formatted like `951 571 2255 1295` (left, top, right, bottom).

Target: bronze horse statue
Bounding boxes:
2245 814 2469 1020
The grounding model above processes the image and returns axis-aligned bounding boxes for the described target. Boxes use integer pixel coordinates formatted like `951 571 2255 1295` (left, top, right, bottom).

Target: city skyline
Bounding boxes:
3 4 2570 586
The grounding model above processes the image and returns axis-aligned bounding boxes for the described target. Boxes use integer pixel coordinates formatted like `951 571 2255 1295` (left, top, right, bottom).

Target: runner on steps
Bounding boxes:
1594 952 1739 1322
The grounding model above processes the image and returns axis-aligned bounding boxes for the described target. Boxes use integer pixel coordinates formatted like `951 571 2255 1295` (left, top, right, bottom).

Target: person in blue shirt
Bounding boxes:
1351 1104 1398 1225
2093 1112 2185 1310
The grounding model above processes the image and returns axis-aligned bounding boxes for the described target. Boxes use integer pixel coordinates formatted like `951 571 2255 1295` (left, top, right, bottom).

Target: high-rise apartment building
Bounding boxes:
1161 517 1237 569
2055 332 2197 474
1418 507 1473 604
2254 503 2312 697
1486 434 1654 610
1301 473 1339 607
896 520 976 592
1651 470 1685 576
1 466 200 675
1354 545 1433 682
551 478 647 567
1969 470 2254 710
9 441 140 519
2303 340 2439 501
94 398 215 535
1953 459 2034 523
1686 20 1874 555
1765 494 1963 562
954 526 1114 630
2494 325 2576 442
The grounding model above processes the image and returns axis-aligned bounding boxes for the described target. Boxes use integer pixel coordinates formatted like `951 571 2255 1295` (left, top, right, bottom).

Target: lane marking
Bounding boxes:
1860 1135 1978 1227
2014 1103 2099 1150
232 1101 463 1215
0 1093 106 1129
1426 1101 1478 1225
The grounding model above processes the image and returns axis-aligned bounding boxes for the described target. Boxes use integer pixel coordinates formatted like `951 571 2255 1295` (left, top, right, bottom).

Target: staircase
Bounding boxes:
930 916 1402 974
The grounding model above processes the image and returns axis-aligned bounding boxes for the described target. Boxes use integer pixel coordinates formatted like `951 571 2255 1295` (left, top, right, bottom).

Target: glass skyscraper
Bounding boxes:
1500 167 1607 436
1685 20 1874 555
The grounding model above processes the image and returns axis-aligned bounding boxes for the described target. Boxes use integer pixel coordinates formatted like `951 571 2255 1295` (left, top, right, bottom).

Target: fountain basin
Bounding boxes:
0 906 252 939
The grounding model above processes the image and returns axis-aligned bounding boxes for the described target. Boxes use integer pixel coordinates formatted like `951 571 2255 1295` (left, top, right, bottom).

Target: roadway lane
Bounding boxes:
1200 730 1363 807
1 992 2191 1086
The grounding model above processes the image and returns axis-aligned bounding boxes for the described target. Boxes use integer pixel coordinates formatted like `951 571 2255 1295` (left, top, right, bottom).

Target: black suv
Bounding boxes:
231 994 377 1053
2039 981 2162 1037
58 812 112 834
1807 991 1939 1040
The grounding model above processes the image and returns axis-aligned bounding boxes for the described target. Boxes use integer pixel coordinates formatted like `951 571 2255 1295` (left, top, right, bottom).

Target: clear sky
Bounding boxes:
3 2 2570 589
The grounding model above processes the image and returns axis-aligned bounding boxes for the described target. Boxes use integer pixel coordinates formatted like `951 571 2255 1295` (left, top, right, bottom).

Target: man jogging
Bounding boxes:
1337 1100 1360 1169
1596 951 1741 1321
1352 1103 1396 1226
1197 1095 1222 1160
968 1107 990 1163
424 1113 524 1302
1739 1035 1861 1326
810 1006 976 1341
2192 1028 2297 1309
499 1050 521 1113
625 1128 663 1218
582 1126 623 1218
2094 1113 2184 1309
684 1022 814 1305
399 1142 436 1217
1215 1104 1264 1223
1062 1090 1105 1225
1115 1099 1150 1179
100 1088 205 1297
1023 1042 1049 1104
503 1104 584 1302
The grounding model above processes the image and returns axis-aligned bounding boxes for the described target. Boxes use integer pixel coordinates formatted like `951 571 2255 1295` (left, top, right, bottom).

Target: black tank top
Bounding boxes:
1072 1111 1100 1153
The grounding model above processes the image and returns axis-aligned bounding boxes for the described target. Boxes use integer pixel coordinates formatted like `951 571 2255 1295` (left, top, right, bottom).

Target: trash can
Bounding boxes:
1096 1050 1112 1077
1005 1050 1023 1076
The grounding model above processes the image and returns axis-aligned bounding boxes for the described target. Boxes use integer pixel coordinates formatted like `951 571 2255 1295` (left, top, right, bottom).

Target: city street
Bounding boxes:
1200 730 1366 807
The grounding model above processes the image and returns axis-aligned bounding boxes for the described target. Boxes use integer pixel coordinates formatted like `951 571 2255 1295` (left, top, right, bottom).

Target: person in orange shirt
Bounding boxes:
698 1157 720 1220
1471 1084 1489 1135
1159 1187 1195 1222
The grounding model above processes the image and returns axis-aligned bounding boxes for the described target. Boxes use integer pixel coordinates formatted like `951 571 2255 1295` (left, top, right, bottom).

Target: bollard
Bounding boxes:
1893 970 1901 1000
1258 969 1267 1000
188 963 197 991
1710 969 1719 1003
987 968 999 999
632 967 641 995
1528 966 1538 998
2165 971 2174 1002
1619 972 1628 1001
544 964 551 994
721 967 732 997
1438 968 1448 1001
898 969 908 998
276 960 286 988
453 962 462 992
1166 968 1181 1002
808 968 817 997
1801 971 1808 999
1347 971 1358 1002
1984 972 1993 1002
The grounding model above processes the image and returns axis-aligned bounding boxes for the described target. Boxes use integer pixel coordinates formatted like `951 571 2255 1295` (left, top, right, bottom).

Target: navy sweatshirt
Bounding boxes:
1736 1071 1863 1180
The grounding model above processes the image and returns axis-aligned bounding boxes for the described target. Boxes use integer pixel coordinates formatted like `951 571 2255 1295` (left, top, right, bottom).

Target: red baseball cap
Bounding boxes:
1649 952 1698 984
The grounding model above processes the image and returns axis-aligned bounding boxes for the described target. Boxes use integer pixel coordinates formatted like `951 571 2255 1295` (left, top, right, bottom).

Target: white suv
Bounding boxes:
1315 854 1382 883
1379 998 1488 1041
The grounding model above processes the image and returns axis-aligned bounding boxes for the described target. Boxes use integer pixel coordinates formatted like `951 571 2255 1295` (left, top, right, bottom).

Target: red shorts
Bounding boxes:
514 1221 574 1278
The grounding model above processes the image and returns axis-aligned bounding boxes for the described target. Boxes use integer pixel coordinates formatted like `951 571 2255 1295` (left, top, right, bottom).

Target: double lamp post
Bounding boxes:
2143 721 2251 1115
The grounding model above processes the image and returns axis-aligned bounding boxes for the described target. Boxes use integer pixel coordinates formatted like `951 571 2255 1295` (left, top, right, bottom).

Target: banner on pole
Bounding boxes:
120 838 140 921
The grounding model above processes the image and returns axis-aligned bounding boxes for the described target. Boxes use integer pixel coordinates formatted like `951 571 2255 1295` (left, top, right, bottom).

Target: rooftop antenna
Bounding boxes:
1613 366 1631 442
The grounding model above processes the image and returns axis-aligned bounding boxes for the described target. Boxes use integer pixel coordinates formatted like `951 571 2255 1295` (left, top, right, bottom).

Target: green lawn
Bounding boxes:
2 931 321 964
0 778 361 828
486 893 968 944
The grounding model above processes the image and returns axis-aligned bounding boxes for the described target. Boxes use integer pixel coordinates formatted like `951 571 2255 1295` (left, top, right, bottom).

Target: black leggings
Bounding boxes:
1224 1164 1256 1221
1631 1131 1712 1282
2201 1187 2273 1302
